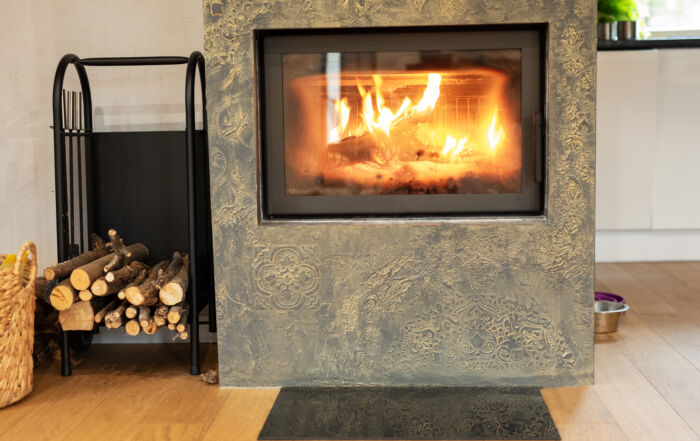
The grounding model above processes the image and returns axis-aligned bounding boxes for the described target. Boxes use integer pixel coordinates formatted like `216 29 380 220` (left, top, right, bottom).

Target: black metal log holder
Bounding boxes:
51 53 216 376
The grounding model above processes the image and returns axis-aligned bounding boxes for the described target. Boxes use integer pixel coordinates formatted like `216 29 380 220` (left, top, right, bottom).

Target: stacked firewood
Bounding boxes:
45 230 190 340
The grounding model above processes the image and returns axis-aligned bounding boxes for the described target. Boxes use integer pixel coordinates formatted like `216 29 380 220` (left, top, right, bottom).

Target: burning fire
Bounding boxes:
487 107 504 150
353 73 440 137
441 135 470 159
327 72 505 163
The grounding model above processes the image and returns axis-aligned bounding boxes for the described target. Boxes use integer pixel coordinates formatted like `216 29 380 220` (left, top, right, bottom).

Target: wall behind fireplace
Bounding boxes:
204 0 596 387
0 0 203 271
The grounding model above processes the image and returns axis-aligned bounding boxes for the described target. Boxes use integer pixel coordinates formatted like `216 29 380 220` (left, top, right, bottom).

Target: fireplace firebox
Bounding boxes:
258 25 545 218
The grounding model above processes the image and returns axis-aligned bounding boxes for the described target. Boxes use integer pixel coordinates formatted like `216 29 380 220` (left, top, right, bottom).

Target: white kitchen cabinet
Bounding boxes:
651 49 700 229
596 50 658 231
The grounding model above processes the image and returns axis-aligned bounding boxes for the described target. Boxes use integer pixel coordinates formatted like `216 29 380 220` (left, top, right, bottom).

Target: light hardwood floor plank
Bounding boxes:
595 263 676 314
603 263 700 436
659 262 700 290
635 312 700 371
541 386 616 426
609 311 700 437
555 423 629 441
620 263 700 317
200 388 279 441
1 373 113 441
593 342 699 441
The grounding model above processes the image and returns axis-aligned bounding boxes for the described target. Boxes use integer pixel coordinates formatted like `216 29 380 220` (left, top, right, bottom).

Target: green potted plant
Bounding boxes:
599 0 639 40
597 0 618 40
615 0 638 40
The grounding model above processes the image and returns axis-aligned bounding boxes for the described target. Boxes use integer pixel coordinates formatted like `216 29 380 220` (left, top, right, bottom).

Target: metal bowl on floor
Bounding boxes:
594 300 630 334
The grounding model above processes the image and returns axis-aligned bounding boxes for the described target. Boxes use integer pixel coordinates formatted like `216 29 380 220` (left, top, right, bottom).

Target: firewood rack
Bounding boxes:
51 53 215 376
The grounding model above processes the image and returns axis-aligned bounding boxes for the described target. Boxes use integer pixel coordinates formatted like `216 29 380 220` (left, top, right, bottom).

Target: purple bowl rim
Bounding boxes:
595 291 625 303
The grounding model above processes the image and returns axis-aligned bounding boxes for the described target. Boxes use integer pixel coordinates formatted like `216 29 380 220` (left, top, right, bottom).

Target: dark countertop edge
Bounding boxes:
598 38 700 51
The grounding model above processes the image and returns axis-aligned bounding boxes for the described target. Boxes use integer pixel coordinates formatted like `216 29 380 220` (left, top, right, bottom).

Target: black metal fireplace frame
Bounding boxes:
256 24 547 219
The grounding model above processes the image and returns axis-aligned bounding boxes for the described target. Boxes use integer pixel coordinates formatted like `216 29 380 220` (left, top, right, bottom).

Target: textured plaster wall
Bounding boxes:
203 0 596 387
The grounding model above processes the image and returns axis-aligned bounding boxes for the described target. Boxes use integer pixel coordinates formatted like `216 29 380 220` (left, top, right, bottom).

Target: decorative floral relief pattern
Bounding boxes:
203 0 596 386
386 291 574 372
252 246 320 310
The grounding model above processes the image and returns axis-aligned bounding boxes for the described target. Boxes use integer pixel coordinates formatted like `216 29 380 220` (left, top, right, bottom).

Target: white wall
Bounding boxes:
0 0 204 270
596 48 700 262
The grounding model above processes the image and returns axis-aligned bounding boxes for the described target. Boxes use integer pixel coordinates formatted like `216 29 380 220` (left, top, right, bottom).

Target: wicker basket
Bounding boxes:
0 241 37 408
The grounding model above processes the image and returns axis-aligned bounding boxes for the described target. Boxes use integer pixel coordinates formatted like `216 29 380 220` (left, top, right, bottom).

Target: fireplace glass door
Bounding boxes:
258 25 545 218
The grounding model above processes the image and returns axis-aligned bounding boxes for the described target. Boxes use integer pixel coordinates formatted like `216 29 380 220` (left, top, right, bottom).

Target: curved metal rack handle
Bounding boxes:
185 51 214 375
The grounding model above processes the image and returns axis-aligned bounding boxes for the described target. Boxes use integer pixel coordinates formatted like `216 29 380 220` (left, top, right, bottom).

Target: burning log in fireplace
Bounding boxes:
282 68 521 197
46 230 190 340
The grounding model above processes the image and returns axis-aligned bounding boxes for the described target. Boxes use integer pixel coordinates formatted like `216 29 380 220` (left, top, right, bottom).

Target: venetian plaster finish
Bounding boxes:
203 0 596 387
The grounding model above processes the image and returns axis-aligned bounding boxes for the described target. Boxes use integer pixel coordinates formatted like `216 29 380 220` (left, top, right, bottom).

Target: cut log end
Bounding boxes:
59 301 96 331
138 307 151 328
159 255 188 306
44 268 56 281
159 285 184 306
125 319 141 336
50 280 77 311
69 268 92 291
125 287 145 306
125 306 138 319
104 302 127 329
167 304 186 324
78 290 93 302
141 318 160 335
154 305 169 327
90 278 108 296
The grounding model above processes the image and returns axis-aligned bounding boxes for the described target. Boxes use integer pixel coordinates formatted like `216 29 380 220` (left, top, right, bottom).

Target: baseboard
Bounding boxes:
596 230 700 262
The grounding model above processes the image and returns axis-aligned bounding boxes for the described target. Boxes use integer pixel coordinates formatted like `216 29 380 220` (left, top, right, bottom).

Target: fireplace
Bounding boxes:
258 26 545 217
204 0 596 388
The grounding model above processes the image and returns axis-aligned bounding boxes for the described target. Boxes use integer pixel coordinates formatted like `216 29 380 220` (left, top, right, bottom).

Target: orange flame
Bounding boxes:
336 97 350 134
416 73 441 112
351 73 443 137
441 135 470 159
328 73 507 163
487 108 504 150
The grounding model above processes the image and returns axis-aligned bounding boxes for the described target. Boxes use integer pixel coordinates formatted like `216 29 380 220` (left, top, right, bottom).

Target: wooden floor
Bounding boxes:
3 262 700 441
